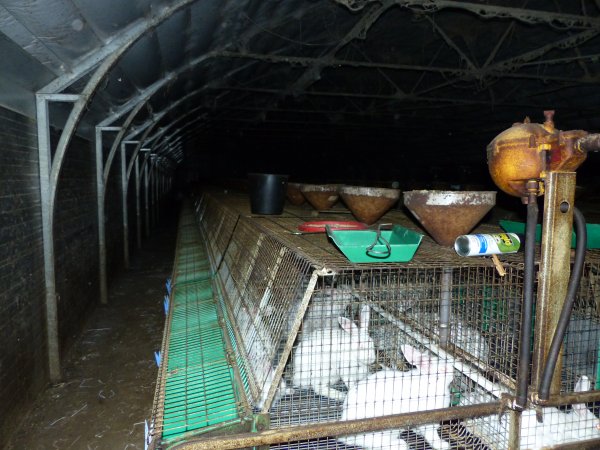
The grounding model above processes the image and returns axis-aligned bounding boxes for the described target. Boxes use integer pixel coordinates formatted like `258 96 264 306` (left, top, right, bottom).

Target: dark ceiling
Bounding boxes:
2 0 600 188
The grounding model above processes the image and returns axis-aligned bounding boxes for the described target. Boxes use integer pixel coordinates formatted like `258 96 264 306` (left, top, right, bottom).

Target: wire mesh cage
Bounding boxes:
171 191 600 450
461 252 600 450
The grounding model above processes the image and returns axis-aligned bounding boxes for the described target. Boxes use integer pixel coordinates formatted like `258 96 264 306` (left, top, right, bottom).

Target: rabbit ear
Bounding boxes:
575 375 591 392
359 305 371 330
573 376 591 415
338 316 359 334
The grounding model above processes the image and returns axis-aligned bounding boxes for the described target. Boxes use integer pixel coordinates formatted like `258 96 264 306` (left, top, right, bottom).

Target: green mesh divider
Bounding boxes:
160 222 241 442
162 280 240 440
172 241 213 285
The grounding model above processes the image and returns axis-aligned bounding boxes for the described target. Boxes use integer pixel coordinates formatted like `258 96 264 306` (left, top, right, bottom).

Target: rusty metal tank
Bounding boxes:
487 111 589 198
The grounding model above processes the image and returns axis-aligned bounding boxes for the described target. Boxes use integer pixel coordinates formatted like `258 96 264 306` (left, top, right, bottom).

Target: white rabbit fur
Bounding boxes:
292 304 375 401
256 286 355 409
393 310 490 363
459 375 600 449
301 287 354 335
339 345 455 450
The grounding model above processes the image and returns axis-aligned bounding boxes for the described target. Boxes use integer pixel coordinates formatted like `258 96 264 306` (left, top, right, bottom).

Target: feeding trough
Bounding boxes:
286 182 306 205
300 183 340 211
339 185 401 225
403 190 496 246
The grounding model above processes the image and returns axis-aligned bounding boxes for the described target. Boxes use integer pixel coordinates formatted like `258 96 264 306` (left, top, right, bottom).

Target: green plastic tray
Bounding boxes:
499 220 600 249
327 224 423 263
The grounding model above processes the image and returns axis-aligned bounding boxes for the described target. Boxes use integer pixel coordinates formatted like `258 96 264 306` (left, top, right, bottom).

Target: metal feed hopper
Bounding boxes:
403 190 496 247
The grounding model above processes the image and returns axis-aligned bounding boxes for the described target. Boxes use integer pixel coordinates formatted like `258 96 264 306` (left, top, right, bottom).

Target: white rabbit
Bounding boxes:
396 310 490 363
256 285 354 410
563 375 600 442
460 375 600 449
339 345 455 450
301 287 354 335
291 304 375 401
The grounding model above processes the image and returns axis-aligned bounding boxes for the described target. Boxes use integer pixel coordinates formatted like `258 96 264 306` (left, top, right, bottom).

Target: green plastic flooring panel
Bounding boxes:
160 217 240 443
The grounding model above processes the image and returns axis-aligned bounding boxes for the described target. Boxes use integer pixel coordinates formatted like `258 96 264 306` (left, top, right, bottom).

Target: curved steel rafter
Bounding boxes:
34 0 200 380
42 0 199 218
393 0 600 28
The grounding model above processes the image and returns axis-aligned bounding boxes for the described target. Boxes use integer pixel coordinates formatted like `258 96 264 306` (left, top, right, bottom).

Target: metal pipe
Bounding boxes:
514 181 539 409
169 403 501 450
439 268 453 347
535 385 600 406
539 206 587 401
576 133 600 153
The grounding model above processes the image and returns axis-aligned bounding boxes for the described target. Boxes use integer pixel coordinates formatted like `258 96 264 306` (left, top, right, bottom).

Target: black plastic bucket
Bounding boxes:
248 173 289 215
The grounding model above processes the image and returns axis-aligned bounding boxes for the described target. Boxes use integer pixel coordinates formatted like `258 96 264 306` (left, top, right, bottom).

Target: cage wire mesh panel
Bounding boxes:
564 252 600 390
194 193 240 270
461 252 600 450
183 190 600 450
264 265 519 450
149 201 247 448
213 215 315 413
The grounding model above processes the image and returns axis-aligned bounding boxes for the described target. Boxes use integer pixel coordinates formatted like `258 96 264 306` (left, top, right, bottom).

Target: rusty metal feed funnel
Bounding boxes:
286 182 306 205
403 190 496 246
300 183 340 211
339 186 400 225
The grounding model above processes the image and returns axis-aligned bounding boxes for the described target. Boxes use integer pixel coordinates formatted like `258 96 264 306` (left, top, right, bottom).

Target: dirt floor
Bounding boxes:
5 216 177 450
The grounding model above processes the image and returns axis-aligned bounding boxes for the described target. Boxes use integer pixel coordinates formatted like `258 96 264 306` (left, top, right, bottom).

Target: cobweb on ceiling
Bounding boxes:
332 0 377 12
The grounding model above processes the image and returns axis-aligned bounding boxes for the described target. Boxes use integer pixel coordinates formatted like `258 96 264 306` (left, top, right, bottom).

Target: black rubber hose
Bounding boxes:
515 193 539 409
539 206 587 401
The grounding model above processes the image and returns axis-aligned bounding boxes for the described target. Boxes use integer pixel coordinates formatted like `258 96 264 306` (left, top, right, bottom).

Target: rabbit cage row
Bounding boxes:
188 192 600 449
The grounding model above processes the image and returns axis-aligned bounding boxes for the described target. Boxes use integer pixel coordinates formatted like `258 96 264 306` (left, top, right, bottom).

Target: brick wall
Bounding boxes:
52 133 100 347
0 108 47 445
0 106 129 447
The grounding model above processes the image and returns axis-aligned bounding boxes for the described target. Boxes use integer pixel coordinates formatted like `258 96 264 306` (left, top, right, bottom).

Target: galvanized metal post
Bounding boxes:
95 126 121 305
95 127 108 305
151 161 157 228
120 142 130 269
155 166 160 225
135 155 142 249
149 159 156 229
532 171 577 396
35 93 80 382
36 95 61 382
147 160 153 229
144 158 150 238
